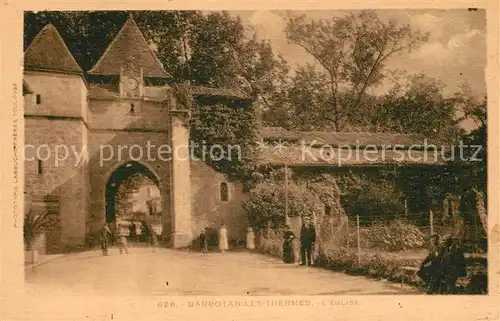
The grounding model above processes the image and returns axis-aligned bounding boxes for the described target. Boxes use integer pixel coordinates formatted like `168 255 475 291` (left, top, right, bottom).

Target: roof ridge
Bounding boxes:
275 129 425 136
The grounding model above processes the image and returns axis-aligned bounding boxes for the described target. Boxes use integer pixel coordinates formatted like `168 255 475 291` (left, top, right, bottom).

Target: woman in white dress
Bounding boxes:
219 223 229 253
246 227 255 250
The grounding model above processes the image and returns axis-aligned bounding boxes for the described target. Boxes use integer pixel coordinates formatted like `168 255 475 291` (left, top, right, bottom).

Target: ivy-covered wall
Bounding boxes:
189 98 258 183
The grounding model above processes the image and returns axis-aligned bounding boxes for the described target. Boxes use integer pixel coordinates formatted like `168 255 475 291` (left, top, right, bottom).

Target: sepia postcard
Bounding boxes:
1 1 499 321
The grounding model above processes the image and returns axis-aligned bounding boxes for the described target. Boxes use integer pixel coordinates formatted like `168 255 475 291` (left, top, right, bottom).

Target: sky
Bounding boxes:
231 9 487 98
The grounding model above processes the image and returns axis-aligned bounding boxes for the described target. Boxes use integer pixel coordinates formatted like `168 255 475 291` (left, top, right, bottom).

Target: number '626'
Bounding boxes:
157 301 176 308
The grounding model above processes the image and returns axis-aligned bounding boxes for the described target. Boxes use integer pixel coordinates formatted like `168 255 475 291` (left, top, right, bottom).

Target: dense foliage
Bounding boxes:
115 174 151 217
368 74 466 143
335 170 405 220
357 220 426 251
243 168 352 229
243 180 324 229
189 101 259 181
453 97 487 195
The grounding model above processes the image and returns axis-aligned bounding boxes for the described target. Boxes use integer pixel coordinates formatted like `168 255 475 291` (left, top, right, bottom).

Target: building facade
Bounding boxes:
23 16 248 253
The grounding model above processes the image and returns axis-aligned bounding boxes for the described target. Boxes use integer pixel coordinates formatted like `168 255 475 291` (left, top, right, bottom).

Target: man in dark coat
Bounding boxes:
417 234 442 287
299 217 316 266
419 234 467 294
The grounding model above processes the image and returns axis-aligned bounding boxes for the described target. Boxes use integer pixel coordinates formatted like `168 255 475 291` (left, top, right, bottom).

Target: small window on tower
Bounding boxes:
130 103 135 113
220 182 229 202
36 94 41 104
37 159 43 175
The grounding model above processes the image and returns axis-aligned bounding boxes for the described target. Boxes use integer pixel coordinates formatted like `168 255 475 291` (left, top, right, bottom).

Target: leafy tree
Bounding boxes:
115 174 151 217
227 36 291 120
243 180 324 229
283 10 429 131
337 170 406 222
453 96 487 195
373 74 464 142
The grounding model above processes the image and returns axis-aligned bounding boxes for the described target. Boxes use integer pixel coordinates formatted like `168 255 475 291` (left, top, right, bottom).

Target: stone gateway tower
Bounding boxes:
24 15 250 253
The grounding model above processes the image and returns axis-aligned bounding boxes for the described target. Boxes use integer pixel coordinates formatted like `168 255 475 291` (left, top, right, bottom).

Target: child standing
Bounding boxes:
200 227 209 253
118 228 129 255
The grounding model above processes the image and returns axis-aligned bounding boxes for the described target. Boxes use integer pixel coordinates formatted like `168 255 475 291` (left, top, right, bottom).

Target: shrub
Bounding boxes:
24 208 57 251
243 181 323 229
359 220 426 252
259 230 283 257
316 245 422 285
339 173 405 219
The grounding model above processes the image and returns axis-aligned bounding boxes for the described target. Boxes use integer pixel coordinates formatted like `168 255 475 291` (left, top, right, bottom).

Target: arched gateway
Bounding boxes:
23 15 250 253
105 161 162 224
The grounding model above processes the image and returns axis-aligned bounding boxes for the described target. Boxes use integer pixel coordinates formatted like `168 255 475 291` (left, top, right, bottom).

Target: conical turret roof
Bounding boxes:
88 14 169 78
24 24 83 74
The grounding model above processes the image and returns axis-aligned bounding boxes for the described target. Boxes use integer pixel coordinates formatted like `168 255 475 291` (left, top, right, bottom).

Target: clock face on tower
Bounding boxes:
125 77 139 91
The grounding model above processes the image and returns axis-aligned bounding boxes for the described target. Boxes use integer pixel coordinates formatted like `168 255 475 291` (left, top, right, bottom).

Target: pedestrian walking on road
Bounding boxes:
299 217 316 266
100 222 112 256
218 223 229 253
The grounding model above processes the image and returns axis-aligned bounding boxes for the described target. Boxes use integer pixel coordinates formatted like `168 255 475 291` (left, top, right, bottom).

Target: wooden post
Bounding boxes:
404 198 408 217
356 215 361 267
346 217 350 248
284 164 290 226
430 209 434 235
267 221 271 238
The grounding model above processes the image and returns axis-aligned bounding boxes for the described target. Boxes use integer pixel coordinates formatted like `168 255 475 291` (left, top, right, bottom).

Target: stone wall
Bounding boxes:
24 71 87 119
88 99 169 131
190 160 248 243
24 118 89 252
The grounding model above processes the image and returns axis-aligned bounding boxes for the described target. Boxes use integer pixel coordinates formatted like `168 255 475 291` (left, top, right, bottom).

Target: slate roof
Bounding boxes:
88 84 250 101
24 24 83 74
191 86 250 100
257 127 445 166
256 145 445 167
261 127 439 147
88 15 169 78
